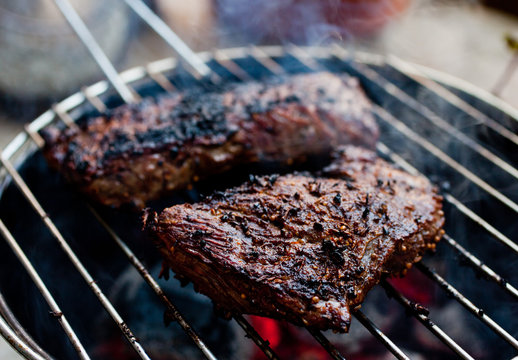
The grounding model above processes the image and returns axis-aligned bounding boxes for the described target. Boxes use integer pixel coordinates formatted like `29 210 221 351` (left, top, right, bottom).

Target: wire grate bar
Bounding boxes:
443 194 518 254
353 310 410 360
441 234 518 300
354 60 518 174
0 156 151 360
333 47 518 181
248 46 286 75
146 65 177 93
52 0 140 104
285 44 324 71
88 207 219 360
50 94 260 359
368 144 518 345
213 49 253 81
373 105 518 214
233 315 279 360
0 294 52 360
0 313 48 360
357 65 518 179
51 104 77 129
124 0 213 80
416 263 518 349
23 124 45 150
306 328 347 360
81 86 107 113
376 142 518 255
381 281 475 360
376 142 518 298
0 220 90 359
386 55 518 147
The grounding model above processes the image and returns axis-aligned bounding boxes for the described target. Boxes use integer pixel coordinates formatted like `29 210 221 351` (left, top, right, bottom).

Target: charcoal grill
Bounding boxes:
1 1 518 359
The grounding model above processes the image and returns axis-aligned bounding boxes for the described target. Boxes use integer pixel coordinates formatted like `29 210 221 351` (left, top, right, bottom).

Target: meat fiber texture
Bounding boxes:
42 72 378 208
144 146 444 332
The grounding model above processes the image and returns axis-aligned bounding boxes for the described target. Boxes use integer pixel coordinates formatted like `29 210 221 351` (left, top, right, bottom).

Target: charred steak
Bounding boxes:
144 146 444 332
42 72 378 208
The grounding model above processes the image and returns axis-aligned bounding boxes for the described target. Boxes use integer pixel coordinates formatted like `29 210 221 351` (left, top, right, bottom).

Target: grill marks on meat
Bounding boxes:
144 146 444 332
42 72 378 208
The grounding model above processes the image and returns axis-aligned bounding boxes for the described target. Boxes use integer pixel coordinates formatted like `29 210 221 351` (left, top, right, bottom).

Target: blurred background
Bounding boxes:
0 0 517 358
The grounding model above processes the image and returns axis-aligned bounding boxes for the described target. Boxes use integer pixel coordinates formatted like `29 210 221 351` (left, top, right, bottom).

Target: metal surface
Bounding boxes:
87 206 218 360
306 328 347 360
124 0 212 79
353 310 410 360
0 155 152 360
416 263 518 350
0 294 51 360
44 4 275 358
0 314 48 360
381 281 475 360
52 0 139 104
374 143 518 299
0 220 89 359
373 104 518 214
386 55 518 147
0 2 517 358
0 44 517 360
350 62 518 181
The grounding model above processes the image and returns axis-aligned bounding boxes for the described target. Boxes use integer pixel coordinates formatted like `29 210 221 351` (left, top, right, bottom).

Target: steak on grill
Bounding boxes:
144 145 444 332
41 72 378 208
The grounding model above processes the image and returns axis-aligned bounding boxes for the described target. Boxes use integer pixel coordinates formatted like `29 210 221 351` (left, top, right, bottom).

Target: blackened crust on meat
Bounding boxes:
145 145 444 332
42 72 378 208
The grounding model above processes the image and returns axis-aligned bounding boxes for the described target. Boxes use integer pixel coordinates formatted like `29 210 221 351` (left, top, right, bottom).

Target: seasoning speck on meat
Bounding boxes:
144 145 444 332
42 72 378 208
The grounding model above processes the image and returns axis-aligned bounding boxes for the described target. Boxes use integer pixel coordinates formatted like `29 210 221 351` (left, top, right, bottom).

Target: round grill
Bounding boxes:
0 2 517 360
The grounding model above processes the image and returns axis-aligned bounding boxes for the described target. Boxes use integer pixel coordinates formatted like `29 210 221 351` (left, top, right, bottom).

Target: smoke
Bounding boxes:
215 0 411 46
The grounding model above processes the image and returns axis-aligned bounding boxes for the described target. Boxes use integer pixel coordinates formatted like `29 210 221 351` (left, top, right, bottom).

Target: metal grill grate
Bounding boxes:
0 1 517 359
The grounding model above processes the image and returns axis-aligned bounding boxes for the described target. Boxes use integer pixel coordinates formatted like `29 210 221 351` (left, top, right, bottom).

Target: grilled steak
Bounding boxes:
42 72 378 208
144 145 444 332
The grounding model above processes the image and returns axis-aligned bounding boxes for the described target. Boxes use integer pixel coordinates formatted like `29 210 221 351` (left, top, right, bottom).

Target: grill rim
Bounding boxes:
0 44 517 360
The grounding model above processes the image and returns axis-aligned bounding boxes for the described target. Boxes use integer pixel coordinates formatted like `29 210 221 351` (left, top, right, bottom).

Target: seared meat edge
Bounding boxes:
144 146 444 332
